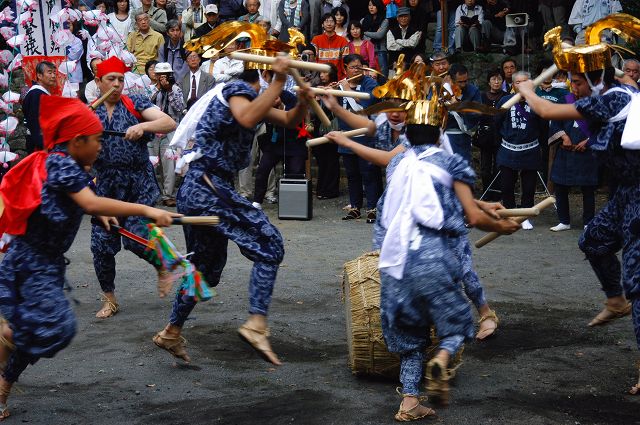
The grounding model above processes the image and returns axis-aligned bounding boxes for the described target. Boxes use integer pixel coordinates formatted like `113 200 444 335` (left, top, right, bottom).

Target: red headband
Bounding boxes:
96 56 129 78
39 96 103 150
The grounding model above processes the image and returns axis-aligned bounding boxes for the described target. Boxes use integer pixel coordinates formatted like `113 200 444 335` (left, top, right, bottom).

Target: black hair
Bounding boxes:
36 61 56 75
448 63 468 77
585 66 615 88
501 58 517 69
347 21 362 40
343 53 363 66
115 0 130 14
321 13 335 24
362 0 386 32
405 124 441 146
94 0 106 6
331 6 348 22
410 52 427 64
486 68 502 84
145 60 159 76
239 69 260 84
321 63 339 83
299 43 316 55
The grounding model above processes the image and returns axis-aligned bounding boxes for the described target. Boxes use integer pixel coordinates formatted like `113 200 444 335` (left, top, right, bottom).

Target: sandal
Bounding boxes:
342 208 361 220
238 324 281 366
152 332 190 363
394 388 436 422
95 297 119 319
425 357 450 406
476 310 499 341
630 361 640 395
588 301 631 327
157 270 176 298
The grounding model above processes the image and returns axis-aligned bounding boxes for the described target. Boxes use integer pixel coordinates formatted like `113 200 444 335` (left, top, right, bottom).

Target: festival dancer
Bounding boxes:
0 96 178 420
91 56 178 319
152 56 311 366
516 42 640 393
322 92 502 340
325 64 520 418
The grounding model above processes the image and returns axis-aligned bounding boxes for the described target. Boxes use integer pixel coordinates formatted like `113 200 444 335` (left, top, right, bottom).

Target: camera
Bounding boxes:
301 53 310 62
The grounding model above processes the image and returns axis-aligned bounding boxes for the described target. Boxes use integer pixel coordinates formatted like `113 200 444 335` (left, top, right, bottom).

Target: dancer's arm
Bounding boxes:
326 130 404 167
264 86 313 129
517 80 583 121
454 182 520 234
125 107 177 140
69 187 180 226
321 94 377 137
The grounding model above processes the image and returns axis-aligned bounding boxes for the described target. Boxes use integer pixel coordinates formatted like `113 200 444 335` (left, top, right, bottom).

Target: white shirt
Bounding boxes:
212 57 244 83
107 13 133 43
85 80 100 104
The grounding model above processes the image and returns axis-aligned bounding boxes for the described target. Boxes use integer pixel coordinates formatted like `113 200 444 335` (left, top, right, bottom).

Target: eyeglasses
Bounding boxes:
346 65 360 70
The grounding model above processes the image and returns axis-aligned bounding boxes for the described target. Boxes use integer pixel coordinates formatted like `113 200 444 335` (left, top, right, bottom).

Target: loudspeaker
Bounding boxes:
505 13 528 28
278 178 312 220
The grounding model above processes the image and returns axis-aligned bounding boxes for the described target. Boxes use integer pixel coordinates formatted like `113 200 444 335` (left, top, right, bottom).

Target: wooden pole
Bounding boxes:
229 52 331 72
289 68 332 128
293 86 371 100
306 127 370 147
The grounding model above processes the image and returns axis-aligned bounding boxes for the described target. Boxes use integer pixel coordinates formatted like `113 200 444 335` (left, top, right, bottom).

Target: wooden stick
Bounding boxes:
293 86 371 100
89 87 116 111
306 127 370 147
289 68 332 128
475 197 556 248
496 207 540 218
229 52 331 72
172 216 220 226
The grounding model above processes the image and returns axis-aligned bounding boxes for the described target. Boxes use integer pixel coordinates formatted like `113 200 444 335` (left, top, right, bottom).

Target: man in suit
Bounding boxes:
181 50 215 110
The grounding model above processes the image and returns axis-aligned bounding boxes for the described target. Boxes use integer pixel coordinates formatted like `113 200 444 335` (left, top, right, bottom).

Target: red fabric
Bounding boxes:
121 95 142 121
96 56 129 78
22 55 66 96
39 96 103 150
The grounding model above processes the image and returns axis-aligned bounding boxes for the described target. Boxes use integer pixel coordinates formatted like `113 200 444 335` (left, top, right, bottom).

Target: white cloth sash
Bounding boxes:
379 147 453 280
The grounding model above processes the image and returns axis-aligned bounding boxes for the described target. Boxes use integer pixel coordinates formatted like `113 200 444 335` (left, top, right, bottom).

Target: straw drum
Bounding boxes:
342 251 463 378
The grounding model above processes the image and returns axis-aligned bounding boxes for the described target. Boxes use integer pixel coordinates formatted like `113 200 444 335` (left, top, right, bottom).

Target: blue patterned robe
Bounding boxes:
0 149 87 382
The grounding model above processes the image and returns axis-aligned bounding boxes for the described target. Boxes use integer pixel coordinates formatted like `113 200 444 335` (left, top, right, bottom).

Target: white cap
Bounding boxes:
155 62 173 73
204 4 218 14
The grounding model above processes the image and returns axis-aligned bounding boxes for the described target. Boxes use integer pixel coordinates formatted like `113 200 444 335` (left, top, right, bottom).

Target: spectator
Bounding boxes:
332 6 349 38
477 68 507 200
239 0 263 22
361 0 389 78
411 52 427 64
430 51 449 75
130 0 167 33
85 58 103 104
159 20 188 82
216 0 246 22
309 0 323 39
126 12 165 74
277 0 311 43
193 4 219 38
445 63 481 163
539 0 568 35
623 58 640 83
22 61 56 153
347 21 378 71
386 7 422 71
432 0 458 54
256 15 273 35
182 0 205 41
495 71 542 229
299 44 322 86
322 0 348 16
481 0 509 49
108 0 134 42
181 50 215 110
149 62 184 207
212 40 244 83
547 72 598 232
454 0 483 52
145 60 159 98
408 0 428 54
155 0 178 21
501 57 516 92
568 0 622 44
312 13 350 80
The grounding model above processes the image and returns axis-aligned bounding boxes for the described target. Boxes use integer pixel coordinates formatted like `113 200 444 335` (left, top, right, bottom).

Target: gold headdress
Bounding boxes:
184 22 306 68
544 13 640 74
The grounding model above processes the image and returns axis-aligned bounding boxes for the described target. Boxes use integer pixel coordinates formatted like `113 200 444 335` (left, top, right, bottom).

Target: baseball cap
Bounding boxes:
397 7 410 16
155 62 173 73
205 4 218 14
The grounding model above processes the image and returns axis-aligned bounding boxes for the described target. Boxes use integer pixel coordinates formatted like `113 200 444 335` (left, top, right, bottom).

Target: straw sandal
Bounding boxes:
629 361 640 395
157 270 176 298
476 310 499 341
95 297 119 319
588 301 631 327
426 357 450 406
394 388 436 422
238 324 281 365
152 332 190 363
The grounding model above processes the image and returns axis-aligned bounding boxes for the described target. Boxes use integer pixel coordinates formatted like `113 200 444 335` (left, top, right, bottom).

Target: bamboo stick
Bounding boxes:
293 86 371 100
495 207 540 218
306 127 370 147
172 216 220 226
229 52 331 72
289 68 332 128
89 87 116 110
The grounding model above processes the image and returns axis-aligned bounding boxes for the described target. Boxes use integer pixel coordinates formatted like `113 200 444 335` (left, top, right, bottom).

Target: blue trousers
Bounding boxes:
169 168 284 327
341 153 383 210
433 11 456 53
0 241 76 382
456 237 488 310
447 133 472 165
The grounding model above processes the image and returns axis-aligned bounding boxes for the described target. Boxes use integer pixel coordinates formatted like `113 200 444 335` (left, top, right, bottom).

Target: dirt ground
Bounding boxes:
2 192 639 425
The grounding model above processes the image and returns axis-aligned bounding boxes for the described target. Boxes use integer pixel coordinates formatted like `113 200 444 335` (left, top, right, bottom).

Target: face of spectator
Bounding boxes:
397 13 410 27
168 26 182 42
246 0 260 14
323 17 336 33
571 74 591 99
489 74 503 92
136 15 150 32
454 72 468 90
409 0 418 6
146 64 157 81
301 49 316 62
192 0 200 7
187 52 201 70
334 11 345 25
349 25 361 40
206 12 218 24
90 58 103 75
624 61 640 82
258 20 270 33
141 0 151 7
344 59 362 79
320 71 330 84
37 65 57 90
502 61 516 80
156 0 166 8
512 74 529 93
117 0 128 13
413 55 424 64
222 41 237 54
96 2 106 13
432 58 449 75
464 0 475 7
158 73 173 89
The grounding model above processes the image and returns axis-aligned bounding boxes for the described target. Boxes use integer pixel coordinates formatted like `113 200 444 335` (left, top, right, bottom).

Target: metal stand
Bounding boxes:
479 170 556 209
